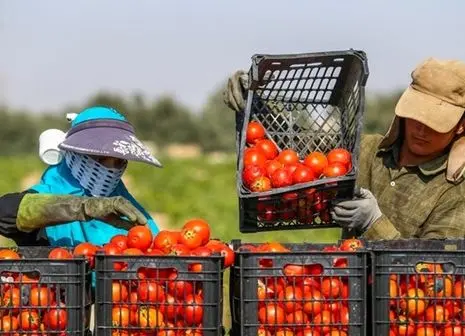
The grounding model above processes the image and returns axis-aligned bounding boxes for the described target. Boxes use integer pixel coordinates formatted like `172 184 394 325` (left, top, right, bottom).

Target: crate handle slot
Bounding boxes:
0 270 41 284
282 263 324 278
414 261 456 275
136 267 178 281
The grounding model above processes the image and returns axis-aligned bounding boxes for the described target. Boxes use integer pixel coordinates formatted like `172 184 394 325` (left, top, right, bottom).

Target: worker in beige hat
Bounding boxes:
224 57 465 239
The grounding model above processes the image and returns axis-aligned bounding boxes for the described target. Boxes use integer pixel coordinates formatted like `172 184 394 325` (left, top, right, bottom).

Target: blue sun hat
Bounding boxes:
58 106 162 167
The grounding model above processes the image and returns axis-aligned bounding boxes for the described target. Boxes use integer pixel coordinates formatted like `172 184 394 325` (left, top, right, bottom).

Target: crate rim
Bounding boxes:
249 48 370 85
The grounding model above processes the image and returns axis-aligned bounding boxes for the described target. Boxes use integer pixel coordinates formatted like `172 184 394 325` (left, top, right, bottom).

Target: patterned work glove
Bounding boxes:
17 194 147 233
223 70 249 112
330 188 382 232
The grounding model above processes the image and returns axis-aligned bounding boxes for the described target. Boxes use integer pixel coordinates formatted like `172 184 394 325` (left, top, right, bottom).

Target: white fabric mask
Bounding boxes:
64 151 127 197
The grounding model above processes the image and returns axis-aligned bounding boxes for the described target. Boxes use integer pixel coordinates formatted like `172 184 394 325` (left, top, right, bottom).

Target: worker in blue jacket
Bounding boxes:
0 106 161 247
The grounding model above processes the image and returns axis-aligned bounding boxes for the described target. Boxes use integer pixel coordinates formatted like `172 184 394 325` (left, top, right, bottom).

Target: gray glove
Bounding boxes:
17 194 148 233
223 70 249 112
330 188 382 232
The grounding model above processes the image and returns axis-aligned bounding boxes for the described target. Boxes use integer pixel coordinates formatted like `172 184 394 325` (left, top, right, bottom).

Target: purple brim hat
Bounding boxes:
58 119 162 167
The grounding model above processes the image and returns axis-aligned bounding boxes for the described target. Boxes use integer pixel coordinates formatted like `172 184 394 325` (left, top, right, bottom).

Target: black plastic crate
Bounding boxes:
229 240 368 336
369 239 465 336
236 49 370 233
94 251 224 336
0 246 92 336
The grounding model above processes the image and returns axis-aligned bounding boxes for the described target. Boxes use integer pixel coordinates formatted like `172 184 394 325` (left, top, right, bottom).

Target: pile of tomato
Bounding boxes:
242 120 353 193
98 219 233 335
0 249 69 335
242 120 354 226
388 263 465 336
235 239 364 336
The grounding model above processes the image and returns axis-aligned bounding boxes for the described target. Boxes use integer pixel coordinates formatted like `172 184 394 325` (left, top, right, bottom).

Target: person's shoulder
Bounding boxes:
361 133 383 147
360 133 383 156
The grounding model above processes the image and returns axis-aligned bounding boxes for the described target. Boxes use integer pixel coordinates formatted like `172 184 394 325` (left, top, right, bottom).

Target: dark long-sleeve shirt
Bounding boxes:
0 190 49 246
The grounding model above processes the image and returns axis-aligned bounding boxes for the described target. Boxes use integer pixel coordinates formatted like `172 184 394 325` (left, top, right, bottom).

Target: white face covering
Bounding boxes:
64 151 127 197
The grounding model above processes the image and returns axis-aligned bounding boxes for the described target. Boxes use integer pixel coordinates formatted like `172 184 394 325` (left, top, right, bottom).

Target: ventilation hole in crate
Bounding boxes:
290 63 306 68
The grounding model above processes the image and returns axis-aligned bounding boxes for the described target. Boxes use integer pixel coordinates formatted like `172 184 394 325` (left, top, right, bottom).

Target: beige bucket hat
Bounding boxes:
379 57 465 183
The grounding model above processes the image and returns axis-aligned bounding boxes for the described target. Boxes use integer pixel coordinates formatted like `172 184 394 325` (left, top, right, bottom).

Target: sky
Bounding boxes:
1 0 464 114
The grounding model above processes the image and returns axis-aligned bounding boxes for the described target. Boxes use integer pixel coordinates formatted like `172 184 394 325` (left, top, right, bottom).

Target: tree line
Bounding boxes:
0 83 404 156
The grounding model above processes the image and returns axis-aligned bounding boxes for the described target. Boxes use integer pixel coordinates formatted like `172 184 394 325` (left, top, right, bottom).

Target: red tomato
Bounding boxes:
244 148 267 168
127 225 153 252
323 163 348 178
160 294 182 321
102 243 123 255
250 176 272 192
110 234 128 250
138 281 165 303
321 277 343 299
243 164 266 187
258 303 285 325
246 121 266 145
265 159 284 178
327 148 352 168
271 168 293 188
0 316 18 332
133 306 164 328
284 162 301 176
278 149 300 166
183 219 211 245
292 165 315 184
145 248 164 256
111 306 130 327
257 242 290 253
296 327 321 336
255 139 278 159
168 280 194 299
48 247 73 259
303 289 323 316
303 151 328 177
191 246 212 256
339 239 364 251
123 248 144 255
278 286 304 313
444 324 465 336
180 227 203 249
19 310 40 330
0 249 20 259
29 286 55 307
184 294 204 325
208 242 235 268
152 230 180 254
73 242 98 268
286 310 309 324
257 203 276 221
112 282 129 302
189 246 213 272
170 243 190 256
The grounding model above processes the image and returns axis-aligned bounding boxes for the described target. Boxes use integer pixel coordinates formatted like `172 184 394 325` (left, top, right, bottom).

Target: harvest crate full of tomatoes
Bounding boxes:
235 50 370 233
93 219 232 336
369 239 465 336
229 239 368 336
0 247 92 336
